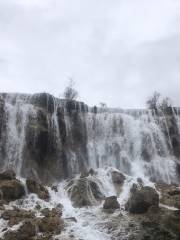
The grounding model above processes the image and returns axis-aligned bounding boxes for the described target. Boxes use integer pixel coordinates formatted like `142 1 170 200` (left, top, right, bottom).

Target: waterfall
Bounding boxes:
3 94 36 175
0 93 179 184
86 111 177 183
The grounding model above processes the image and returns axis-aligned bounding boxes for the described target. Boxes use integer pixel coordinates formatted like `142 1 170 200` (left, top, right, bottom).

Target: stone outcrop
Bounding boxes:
37 215 63 235
111 171 125 185
66 176 105 207
125 186 159 214
103 196 120 211
26 178 49 200
156 182 180 209
0 170 16 181
3 220 36 240
0 206 64 240
1 208 35 227
0 171 25 202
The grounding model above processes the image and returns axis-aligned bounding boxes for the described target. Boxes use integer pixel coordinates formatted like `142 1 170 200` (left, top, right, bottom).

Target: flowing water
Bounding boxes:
0 93 180 239
0 93 179 183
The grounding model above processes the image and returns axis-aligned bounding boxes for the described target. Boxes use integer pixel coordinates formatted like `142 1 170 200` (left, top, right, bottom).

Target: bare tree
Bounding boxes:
147 92 172 114
146 91 161 111
159 97 172 112
63 79 78 101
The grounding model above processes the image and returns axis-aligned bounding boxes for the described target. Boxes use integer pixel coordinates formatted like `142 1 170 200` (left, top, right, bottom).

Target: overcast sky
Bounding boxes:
0 0 180 108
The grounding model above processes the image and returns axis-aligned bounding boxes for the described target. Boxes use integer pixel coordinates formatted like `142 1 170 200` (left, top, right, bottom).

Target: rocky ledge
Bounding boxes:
0 170 64 240
0 169 180 240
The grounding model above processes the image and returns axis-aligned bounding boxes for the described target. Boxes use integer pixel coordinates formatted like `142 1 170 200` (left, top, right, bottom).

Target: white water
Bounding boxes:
0 93 179 183
0 94 180 239
0 167 151 240
3 95 36 175
86 111 178 183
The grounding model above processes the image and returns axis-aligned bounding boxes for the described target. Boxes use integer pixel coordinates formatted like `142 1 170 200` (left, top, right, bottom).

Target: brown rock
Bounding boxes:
67 177 105 208
26 178 49 200
41 207 62 218
1 208 35 227
3 220 36 240
125 186 159 214
156 182 180 209
0 179 25 201
103 196 120 211
38 216 64 234
0 170 16 181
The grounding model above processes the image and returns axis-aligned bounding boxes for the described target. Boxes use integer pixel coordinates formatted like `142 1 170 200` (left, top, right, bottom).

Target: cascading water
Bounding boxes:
0 92 179 183
0 93 180 240
86 111 178 183
3 94 36 175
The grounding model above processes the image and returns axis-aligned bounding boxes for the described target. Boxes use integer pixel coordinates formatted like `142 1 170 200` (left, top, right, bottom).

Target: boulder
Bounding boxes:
51 185 58 192
88 168 96 176
155 182 180 209
0 179 25 201
37 216 64 234
1 208 35 227
125 186 159 214
103 196 120 210
67 177 105 208
0 170 16 181
3 220 36 240
41 207 62 218
26 178 49 200
111 171 125 185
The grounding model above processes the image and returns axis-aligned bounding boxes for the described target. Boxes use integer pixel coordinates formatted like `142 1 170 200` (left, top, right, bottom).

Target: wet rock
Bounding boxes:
137 178 143 186
37 216 64 234
0 170 16 181
130 183 138 193
3 220 36 240
88 168 96 176
103 196 120 211
51 185 58 192
162 210 180 236
65 217 77 223
1 208 35 227
141 133 155 162
67 177 105 208
30 93 55 114
0 179 25 201
156 182 180 209
26 178 49 200
80 171 89 178
111 171 125 185
125 186 159 214
41 207 62 218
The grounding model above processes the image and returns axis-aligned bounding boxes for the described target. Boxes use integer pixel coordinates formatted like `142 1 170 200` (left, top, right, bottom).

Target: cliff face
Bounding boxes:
0 93 89 182
0 92 180 183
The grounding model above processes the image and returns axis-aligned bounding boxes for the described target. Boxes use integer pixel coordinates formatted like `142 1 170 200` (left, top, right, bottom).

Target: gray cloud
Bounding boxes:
0 0 180 108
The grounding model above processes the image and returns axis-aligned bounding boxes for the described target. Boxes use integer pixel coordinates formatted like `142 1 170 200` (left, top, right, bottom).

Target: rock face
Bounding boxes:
103 196 120 210
0 92 180 184
3 220 36 240
26 178 49 200
0 93 89 183
1 206 64 240
125 186 159 214
1 208 35 227
111 171 125 185
156 182 180 209
0 170 16 181
41 207 63 218
67 176 105 207
37 216 63 234
0 171 25 201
